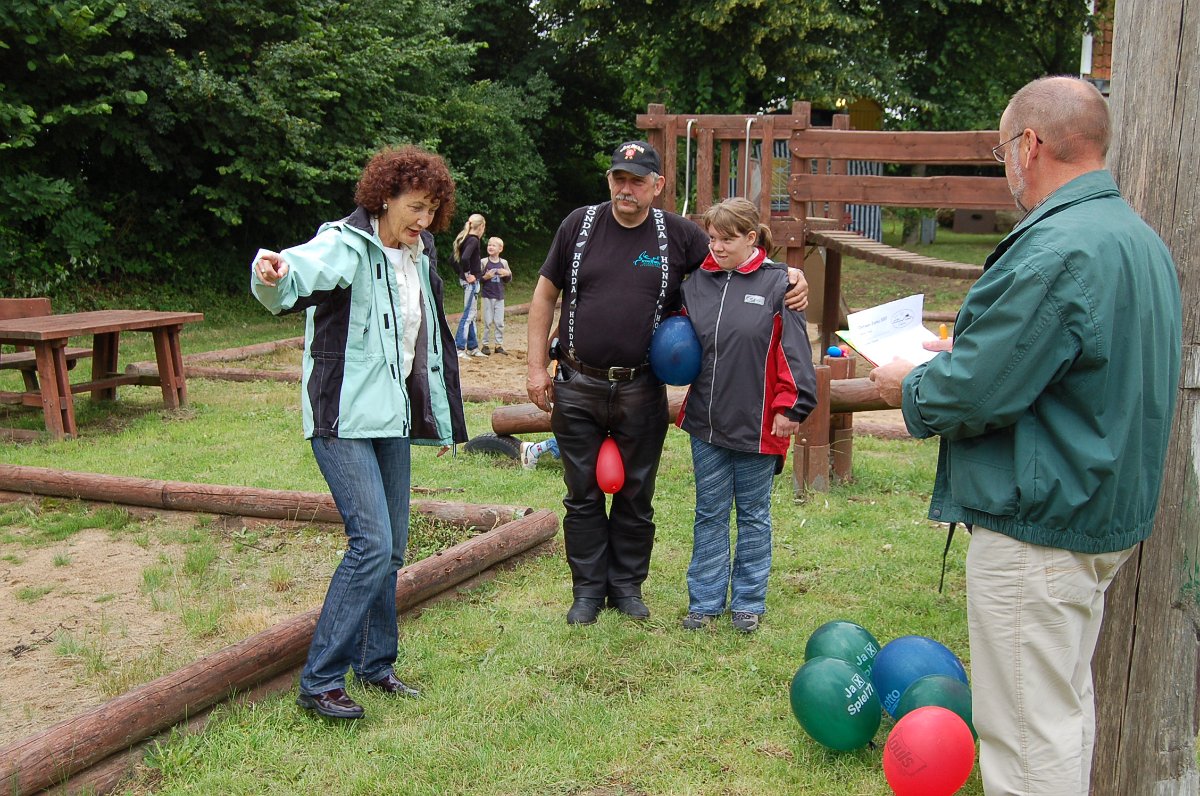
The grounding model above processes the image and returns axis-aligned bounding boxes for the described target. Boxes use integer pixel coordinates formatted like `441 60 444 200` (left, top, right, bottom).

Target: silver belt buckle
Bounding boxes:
607 366 631 381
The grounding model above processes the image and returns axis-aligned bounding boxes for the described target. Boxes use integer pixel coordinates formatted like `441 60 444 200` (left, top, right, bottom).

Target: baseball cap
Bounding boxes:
610 141 662 177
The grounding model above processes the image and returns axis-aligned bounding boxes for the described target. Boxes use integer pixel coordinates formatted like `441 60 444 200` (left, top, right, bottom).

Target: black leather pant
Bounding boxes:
550 364 670 600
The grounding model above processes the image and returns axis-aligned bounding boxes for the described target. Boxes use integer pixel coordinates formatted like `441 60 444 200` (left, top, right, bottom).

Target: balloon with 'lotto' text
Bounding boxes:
596 437 624 494
871 635 968 717
882 706 975 796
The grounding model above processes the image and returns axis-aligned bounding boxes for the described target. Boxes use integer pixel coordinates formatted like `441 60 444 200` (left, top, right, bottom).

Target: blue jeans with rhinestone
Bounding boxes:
301 435 410 695
454 280 479 351
687 436 776 616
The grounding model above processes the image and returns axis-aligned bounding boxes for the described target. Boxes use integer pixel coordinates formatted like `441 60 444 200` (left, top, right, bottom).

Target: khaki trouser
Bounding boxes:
966 526 1135 796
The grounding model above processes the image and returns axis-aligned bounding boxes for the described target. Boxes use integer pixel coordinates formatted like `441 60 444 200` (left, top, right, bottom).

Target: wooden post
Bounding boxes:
820 247 843 354
826 354 856 482
91 331 119 401
758 115 776 222
719 140 732 200
34 341 72 439
1091 1 1200 792
830 112 851 233
696 126 714 213
792 364 832 493
661 111 679 213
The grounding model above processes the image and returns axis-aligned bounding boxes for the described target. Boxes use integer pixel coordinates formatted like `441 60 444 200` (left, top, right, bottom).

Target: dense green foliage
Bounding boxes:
0 0 553 293
2 0 1099 297
858 0 1098 130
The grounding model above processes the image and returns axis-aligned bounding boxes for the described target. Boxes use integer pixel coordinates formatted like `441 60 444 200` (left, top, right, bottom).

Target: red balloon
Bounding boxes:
882 706 975 796
596 437 624 494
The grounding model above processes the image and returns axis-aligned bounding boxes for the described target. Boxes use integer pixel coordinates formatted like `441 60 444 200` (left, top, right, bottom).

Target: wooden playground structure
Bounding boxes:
634 101 1016 490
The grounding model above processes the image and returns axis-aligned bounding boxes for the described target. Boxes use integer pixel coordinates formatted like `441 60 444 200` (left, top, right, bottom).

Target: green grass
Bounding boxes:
0 500 136 545
0 259 990 795
16 584 53 602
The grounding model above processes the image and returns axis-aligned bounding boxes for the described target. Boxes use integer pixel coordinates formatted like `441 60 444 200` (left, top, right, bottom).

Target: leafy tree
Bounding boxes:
0 0 556 295
535 0 867 115
0 0 148 293
449 0 627 224
855 0 1096 130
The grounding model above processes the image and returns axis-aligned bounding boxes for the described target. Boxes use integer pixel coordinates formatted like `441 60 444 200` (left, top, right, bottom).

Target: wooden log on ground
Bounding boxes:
0 509 559 795
0 466 530 531
124 362 301 383
491 379 892 435
0 427 42 443
460 386 527 405
182 337 304 364
47 536 559 795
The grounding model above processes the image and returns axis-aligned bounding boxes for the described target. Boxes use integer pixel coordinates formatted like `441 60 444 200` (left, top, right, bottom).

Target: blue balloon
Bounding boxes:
870 635 968 718
826 345 844 357
649 316 702 385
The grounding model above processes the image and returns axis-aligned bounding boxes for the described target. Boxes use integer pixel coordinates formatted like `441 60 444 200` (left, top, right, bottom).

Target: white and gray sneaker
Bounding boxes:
681 612 717 630
731 612 761 633
471 349 488 358
519 442 538 470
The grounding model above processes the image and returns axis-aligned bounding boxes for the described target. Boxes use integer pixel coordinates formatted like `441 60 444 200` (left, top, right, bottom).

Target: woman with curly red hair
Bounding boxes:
251 145 467 720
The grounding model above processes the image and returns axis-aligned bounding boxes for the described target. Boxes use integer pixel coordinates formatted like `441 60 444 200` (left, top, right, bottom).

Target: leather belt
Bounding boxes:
558 351 650 382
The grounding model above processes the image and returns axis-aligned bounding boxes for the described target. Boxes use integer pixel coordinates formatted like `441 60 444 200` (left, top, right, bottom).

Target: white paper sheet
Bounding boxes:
836 294 939 367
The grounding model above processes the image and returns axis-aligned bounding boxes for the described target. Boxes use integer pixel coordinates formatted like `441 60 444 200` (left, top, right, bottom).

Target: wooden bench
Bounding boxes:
0 298 92 392
788 126 1015 350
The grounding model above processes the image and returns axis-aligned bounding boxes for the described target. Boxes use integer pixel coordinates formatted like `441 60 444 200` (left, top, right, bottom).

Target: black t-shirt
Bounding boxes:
457 235 482 280
539 202 709 368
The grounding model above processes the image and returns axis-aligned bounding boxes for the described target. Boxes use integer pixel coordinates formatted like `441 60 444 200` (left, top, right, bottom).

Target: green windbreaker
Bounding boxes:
901 170 1181 553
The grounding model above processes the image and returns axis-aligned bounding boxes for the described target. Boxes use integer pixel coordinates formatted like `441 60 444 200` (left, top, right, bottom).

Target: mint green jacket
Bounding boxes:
251 208 467 445
901 170 1181 553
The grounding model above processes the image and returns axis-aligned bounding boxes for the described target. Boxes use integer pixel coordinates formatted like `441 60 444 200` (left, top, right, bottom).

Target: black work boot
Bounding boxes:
566 597 604 625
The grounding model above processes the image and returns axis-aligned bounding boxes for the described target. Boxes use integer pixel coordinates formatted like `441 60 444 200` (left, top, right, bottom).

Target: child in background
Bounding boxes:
677 197 817 633
479 236 512 355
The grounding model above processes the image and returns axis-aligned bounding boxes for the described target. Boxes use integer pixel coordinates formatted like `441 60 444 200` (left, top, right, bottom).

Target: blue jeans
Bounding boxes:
687 436 776 615
454 281 479 351
302 435 411 695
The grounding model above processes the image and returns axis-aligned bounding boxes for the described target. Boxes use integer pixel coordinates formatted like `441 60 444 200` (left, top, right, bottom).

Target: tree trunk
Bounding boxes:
1092 2 1200 793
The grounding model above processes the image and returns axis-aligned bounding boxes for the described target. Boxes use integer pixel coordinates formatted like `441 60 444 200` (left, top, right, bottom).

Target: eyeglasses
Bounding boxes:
992 132 1044 162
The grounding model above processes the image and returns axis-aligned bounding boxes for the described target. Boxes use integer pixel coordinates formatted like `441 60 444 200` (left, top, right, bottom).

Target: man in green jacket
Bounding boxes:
871 76 1182 795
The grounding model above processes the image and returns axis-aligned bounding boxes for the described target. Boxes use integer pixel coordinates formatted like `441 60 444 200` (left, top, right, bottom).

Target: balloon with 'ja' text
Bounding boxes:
789 656 881 751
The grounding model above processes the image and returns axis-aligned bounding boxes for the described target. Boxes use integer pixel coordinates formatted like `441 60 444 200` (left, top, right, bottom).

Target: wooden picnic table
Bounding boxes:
0 310 204 440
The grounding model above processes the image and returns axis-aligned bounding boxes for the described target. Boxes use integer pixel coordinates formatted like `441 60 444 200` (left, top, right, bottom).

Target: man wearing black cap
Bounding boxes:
526 140 808 625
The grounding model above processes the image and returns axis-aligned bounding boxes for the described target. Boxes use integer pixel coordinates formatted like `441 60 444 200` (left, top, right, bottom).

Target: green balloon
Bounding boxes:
789 656 882 751
805 619 881 677
896 674 976 739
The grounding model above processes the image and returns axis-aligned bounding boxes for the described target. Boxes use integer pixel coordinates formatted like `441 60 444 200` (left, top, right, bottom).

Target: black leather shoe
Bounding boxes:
609 595 650 620
363 673 420 698
566 597 604 625
296 687 364 720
